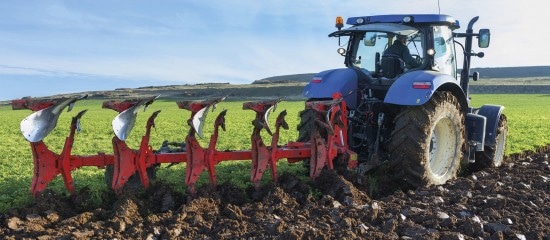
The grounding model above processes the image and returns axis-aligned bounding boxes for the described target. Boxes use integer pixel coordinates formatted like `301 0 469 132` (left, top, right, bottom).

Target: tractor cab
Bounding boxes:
303 14 490 109
329 14 462 81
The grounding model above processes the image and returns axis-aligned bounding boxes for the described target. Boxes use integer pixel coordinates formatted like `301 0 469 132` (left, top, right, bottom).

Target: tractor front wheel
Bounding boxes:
472 114 508 170
389 91 465 187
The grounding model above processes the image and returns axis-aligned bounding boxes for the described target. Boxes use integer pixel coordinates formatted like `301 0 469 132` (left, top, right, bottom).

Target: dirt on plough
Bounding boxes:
1 147 549 239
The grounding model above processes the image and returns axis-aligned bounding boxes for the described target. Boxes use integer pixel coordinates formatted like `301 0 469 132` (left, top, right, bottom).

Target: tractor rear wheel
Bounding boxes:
297 108 317 142
297 108 316 172
389 91 464 187
472 114 508 170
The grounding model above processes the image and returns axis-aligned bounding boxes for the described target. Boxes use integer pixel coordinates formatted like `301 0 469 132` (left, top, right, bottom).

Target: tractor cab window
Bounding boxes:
432 26 456 77
353 32 388 70
353 29 424 77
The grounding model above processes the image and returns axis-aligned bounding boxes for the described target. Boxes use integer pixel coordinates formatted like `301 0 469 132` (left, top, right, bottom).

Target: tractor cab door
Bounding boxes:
432 26 457 78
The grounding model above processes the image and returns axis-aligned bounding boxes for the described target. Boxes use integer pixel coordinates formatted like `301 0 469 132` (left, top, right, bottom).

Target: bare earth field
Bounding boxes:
1 146 549 239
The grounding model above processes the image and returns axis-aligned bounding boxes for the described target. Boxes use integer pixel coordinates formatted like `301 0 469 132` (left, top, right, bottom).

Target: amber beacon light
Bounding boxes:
335 16 344 30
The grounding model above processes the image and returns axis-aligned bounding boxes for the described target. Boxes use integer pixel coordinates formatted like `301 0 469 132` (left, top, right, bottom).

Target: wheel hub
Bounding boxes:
429 117 457 177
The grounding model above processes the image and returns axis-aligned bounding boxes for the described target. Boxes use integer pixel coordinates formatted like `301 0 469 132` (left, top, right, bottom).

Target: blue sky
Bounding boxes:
0 0 546 100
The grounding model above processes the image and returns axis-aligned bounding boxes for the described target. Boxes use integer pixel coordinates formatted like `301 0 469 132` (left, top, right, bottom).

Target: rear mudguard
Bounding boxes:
384 70 466 106
302 68 359 108
466 113 486 151
475 105 505 147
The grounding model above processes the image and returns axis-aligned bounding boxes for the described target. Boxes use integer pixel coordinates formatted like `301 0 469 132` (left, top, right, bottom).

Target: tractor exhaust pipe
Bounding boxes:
459 16 479 99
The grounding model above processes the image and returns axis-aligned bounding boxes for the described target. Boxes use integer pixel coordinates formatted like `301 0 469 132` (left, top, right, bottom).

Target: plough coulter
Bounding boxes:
13 94 357 197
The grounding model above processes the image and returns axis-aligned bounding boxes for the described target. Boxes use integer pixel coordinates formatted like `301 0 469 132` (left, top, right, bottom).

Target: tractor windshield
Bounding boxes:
432 25 457 77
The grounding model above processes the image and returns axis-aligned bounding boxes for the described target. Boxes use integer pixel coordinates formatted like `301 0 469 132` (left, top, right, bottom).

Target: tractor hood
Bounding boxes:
302 68 359 108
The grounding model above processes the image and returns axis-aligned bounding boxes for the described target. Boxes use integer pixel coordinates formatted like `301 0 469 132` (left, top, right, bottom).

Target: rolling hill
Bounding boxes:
1 66 549 105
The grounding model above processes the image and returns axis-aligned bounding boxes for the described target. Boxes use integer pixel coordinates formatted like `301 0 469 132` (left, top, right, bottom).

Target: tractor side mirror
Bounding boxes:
478 29 490 48
363 32 377 46
472 71 480 81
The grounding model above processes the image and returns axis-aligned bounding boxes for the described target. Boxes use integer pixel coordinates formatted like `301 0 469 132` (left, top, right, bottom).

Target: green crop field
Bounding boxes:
0 94 549 212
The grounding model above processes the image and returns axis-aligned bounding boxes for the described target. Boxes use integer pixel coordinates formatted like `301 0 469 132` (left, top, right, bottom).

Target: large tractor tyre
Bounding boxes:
297 108 317 142
472 114 508 170
389 91 465 188
105 164 159 193
297 108 316 172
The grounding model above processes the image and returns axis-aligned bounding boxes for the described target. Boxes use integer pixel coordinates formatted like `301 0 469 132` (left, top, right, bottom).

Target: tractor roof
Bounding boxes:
346 14 460 29
328 23 419 38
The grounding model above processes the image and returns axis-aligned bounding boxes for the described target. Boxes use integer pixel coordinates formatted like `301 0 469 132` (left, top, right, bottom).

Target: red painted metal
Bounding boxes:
110 110 161 194
244 99 286 188
12 99 56 111
27 110 113 197
306 93 356 178
184 110 227 196
177 98 225 196
12 96 88 112
102 98 153 113
15 94 357 198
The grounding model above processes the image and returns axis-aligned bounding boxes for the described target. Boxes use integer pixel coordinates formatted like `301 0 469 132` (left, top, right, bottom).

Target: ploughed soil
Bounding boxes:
1 146 549 239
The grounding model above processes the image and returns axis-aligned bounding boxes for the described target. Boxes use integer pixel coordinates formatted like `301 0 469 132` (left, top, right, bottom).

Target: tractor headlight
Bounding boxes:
337 48 346 56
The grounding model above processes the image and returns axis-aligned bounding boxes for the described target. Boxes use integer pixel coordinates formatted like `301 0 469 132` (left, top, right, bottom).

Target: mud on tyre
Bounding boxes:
389 91 465 187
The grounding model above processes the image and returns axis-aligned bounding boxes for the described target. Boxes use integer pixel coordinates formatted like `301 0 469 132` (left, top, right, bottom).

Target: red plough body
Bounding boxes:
13 98 113 197
13 94 356 198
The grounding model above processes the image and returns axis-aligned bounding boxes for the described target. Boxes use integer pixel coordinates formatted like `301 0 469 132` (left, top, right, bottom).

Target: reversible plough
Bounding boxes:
12 94 357 197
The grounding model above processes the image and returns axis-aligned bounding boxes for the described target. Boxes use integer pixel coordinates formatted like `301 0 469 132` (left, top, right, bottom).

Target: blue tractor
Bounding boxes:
299 14 507 187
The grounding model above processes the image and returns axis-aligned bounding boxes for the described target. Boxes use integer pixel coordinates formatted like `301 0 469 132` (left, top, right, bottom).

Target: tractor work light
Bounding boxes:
337 47 346 55
355 18 364 24
335 16 344 30
412 81 432 89
402 16 414 23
